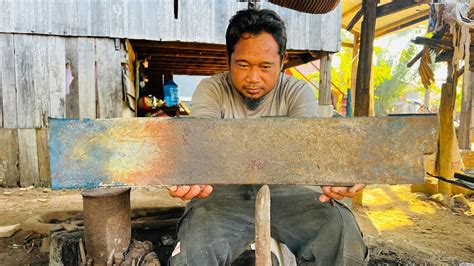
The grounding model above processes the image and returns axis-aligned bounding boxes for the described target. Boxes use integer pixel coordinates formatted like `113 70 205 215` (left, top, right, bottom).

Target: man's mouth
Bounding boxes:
245 87 261 95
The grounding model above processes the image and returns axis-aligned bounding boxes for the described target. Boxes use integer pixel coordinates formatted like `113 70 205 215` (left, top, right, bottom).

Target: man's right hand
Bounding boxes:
168 185 213 201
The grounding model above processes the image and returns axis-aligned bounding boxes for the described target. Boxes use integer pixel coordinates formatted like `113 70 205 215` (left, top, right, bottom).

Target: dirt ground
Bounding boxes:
0 185 472 265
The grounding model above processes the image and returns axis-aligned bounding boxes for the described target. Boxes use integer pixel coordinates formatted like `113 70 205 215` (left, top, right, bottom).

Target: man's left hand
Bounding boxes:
319 184 366 203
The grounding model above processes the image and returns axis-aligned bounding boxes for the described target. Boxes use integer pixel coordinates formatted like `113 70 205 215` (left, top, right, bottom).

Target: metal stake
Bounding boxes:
82 187 131 264
255 185 271 266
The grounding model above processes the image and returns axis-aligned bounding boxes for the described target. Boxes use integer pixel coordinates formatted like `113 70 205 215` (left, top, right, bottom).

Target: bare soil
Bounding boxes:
0 185 472 265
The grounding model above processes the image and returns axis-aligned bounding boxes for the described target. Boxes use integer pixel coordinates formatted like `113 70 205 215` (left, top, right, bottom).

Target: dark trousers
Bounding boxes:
169 185 368 265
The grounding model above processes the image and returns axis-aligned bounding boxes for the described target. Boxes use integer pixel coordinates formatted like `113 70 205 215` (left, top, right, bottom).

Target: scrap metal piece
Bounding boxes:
255 185 272 266
82 187 131 264
49 116 438 189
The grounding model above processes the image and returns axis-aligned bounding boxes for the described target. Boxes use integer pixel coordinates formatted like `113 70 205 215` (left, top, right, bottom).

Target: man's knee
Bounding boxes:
171 205 253 265
171 207 229 265
338 205 368 264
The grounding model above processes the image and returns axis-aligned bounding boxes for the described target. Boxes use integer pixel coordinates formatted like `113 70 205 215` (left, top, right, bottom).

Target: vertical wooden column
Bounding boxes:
354 0 377 117
437 62 459 195
352 0 377 205
424 87 431 110
351 32 360 112
369 68 375 116
319 52 333 118
459 71 473 149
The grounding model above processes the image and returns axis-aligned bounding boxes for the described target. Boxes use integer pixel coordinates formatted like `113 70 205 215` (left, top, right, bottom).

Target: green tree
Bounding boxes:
374 44 418 116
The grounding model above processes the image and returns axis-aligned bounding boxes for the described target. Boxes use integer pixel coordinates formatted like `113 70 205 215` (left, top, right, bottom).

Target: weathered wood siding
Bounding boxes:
0 0 342 52
0 128 52 187
0 33 125 187
0 33 125 129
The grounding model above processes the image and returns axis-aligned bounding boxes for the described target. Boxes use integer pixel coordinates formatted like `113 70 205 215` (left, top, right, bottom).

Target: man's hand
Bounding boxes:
168 185 213 201
319 184 366 203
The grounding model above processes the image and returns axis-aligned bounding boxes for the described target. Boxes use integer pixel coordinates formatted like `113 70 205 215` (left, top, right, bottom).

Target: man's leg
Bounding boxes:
169 186 256 266
269 185 368 265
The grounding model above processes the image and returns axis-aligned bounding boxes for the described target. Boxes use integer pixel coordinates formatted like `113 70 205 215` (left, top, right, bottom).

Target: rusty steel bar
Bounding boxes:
49 116 438 189
255 185 272 266
82 187 131 264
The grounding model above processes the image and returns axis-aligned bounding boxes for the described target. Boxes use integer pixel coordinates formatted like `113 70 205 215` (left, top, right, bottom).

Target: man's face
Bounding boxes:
229 32 286 100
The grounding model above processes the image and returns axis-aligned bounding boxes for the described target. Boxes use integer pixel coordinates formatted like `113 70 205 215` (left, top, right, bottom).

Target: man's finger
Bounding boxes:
170 185 191 198
321 186 345 201
319 194 331 202
197 185 213 198
348 183 366 194
181 185 202 200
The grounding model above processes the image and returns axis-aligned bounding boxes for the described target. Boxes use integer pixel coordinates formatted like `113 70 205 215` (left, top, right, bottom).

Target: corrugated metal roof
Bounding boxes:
269 0 340 14
0 0 341 52
341 0 431 38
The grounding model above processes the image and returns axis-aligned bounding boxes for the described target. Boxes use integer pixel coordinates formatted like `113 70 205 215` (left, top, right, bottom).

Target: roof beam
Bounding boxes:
346 8 363 31
412 36 453 50
342 4 362 18
375 10 429 37
376 0 421 18
284 52 319 69
130 41 226 51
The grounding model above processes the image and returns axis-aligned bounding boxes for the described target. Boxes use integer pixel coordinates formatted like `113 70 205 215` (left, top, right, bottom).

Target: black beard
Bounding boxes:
243 97 263 111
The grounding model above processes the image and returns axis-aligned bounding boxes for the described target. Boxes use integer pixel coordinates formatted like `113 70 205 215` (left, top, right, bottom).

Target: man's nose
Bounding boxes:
246 68 261 83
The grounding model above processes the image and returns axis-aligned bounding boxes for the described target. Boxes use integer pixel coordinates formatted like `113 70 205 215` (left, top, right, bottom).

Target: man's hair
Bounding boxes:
225 8 287 63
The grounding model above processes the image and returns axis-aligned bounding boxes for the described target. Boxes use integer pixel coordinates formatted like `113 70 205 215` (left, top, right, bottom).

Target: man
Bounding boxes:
168 8 368 265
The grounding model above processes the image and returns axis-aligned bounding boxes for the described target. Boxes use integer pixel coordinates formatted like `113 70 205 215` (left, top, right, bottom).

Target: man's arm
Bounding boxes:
188 78 222 119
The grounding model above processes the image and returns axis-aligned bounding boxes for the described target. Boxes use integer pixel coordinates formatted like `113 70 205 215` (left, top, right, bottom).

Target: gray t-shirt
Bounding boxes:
189 71 332 198
190 72 318 118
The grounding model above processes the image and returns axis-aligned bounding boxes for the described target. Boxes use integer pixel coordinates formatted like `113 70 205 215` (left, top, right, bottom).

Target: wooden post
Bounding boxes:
354 0 377 117
351 33 360 112
255 185 271 266
424 87 431 111
458 71 473 149
319 52 333 118
369 67 375 116
437 61 459 195
352 0 377 204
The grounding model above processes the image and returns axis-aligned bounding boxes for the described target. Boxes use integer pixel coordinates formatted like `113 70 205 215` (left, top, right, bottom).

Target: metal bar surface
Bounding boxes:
49 116 437 189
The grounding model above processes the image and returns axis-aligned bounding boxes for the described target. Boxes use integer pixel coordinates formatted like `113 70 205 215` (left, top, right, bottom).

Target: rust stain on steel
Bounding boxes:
49 116 438 189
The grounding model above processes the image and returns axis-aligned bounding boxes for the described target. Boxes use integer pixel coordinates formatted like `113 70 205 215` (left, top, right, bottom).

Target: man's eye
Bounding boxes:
238 64 249 68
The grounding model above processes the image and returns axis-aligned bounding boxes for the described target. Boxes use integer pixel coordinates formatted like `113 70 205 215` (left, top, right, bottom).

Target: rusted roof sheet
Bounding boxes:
269 0 340 14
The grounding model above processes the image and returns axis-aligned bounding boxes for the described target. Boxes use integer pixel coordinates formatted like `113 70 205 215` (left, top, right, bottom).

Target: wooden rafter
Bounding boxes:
346 8 364 31
376 0 422 18
342 3 362 18
374 9 430 37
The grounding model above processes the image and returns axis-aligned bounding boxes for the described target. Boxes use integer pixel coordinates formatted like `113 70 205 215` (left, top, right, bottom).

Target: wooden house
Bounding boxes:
0 0 342 187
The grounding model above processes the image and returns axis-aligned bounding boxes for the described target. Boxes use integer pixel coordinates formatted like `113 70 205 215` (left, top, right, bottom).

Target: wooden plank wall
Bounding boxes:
0 0 341 52
0 33 125 187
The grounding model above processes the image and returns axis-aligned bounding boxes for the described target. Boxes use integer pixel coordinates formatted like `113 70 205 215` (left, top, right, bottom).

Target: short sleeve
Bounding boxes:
287 81 318 118
190 78 223 118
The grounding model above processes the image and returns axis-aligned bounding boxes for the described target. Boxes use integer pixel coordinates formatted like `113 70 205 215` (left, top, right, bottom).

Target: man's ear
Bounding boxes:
281 53 288 70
